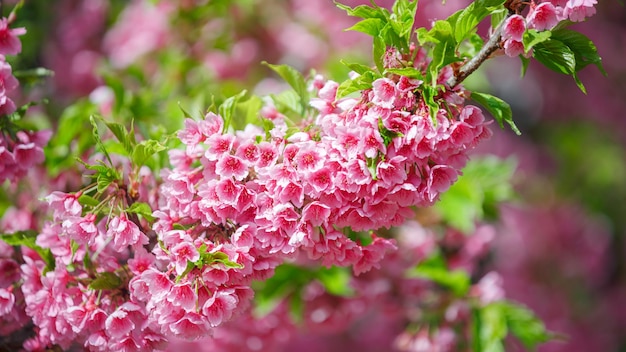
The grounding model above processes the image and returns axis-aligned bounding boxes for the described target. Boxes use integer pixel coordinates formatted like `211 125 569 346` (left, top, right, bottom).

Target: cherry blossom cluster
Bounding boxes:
122 46 493 343
160 221 503 352
0 16 24 114
502 0 598 57
0 14 51 183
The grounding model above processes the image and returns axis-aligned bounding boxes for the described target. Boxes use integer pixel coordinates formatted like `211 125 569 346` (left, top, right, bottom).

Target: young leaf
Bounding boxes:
470 91 521 135
336 71 377 98
89 115 113 165
334 2 389 21
478 303 508 352
262 63 309 114
126 202 155 222
346 17 386 37
219 90 248 130
373 35 386 73
340 60 376 76
131 139 166 168
502 302 552 350
455 0 505 44
522 29 552 53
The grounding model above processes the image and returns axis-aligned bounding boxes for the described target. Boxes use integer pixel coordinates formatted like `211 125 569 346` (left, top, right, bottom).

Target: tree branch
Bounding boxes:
447 17 508 89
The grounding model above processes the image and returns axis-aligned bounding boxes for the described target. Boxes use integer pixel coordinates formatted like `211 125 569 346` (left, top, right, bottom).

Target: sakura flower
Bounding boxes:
45 192 82 221
564 0 597 22
527 2 560 31
202 289 238 327
62 213 98 245
0 18 26 56
107 213 147 251
372 78 398 109
502 15 526 42
0 287 15 315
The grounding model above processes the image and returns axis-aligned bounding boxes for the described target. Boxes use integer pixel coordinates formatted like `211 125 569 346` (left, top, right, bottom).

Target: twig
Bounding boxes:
447 17 508 88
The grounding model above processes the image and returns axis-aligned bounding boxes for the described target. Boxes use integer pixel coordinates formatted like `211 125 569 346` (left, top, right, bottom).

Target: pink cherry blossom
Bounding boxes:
527 2 559 31
107 213 147 251
564 0 597 22
0 18 26 56
502 15 526 42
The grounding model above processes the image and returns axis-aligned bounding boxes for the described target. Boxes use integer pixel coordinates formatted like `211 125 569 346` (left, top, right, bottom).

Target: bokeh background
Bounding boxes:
4 0 625 350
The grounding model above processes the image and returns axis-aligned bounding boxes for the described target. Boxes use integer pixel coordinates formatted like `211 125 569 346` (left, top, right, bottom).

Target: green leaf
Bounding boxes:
522 29 552 53
89 115 113 165
455 0 505 44
219 90 248 131
341 60 375 75
533 39 576 75
89 271 123 290
391 0 418 44
384 67 425 80
263 63 309 114
315 266 354 297
0 231 55 271
490 8 507 30
78 194 100 208
126 202 155 222
550 29 606 75
346 17 386 36
271 90 303 116
435 156 516 233
406 253 471 296
470 91 520 135
373 35 386 73
131 139 166 168
234 94 264 130
519 56 530 77
336 71 377 98
208 251 244 269
335 2 389 20
478 303 508 352
422 85 440 121
501 302 552 350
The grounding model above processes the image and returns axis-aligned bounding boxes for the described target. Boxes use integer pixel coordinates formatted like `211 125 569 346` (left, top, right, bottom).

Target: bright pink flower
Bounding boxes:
62 213 98 245
372 78 398 109
301 201 331 227
527 2 559 30
171 241 200 275
105 309 135 338
0 18 26 55
235 140 260 164
168 312 209 340
215 154 248 180
202 289 238 327
425 165 458 202
563 0 597 22
502 15 526 42
107 213 147 251
167 283 197 311
178 118 207 147
0 287 15 315
45 191 83 220
215 178 242 205
205 133 235 161
503 39 526 58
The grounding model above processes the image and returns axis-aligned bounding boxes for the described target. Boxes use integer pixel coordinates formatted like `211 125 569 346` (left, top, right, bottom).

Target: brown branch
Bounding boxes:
447 17 508 89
